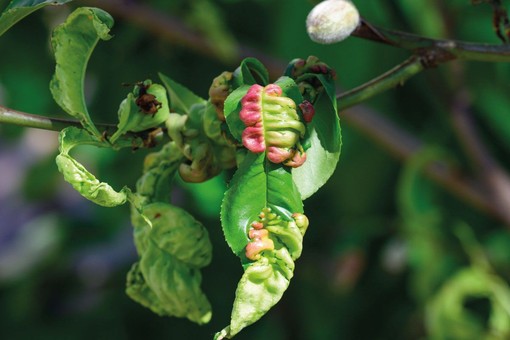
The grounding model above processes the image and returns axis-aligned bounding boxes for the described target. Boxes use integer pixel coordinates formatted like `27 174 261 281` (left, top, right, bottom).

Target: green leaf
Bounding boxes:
217 208 306 339
232 57 269 87
135 141 184 204
110 82 170 143
56 154 130 207
224 84 250 142
221 152 303 257
0 0 73 36
56 126 131 207
128 202 212 325
158 72 206 115
216 250 293 339
291 74 341 199
50 7 113 139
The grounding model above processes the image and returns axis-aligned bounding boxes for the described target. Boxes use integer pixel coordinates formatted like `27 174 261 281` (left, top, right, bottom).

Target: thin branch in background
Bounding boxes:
337 56 424 110
352 18 510 62
340 106 507 224
450 90 510 225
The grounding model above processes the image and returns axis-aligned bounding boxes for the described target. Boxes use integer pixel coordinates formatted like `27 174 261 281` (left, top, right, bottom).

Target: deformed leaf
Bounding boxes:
135 141 184 205
110 81 170 143
128 202 212 325
216 252 292 340
221 152 303 257
127 244 212 325
56 154 129 207
56 126 131 207
0 0 73 36
216 208 308 339
50 7 114 139
138 203 212 268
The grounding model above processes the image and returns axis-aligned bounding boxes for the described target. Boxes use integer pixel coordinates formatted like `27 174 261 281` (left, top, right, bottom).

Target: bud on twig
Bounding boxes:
306 0 360 44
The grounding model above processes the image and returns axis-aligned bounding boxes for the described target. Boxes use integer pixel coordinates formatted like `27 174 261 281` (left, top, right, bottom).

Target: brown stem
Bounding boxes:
340 106 506 223
352 18 510 62
451 90 510 225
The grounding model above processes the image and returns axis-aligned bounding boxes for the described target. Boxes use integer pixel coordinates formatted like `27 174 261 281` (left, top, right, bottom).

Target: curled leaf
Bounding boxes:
135 142 184 205
128 202 212 324
209 71 234 121
110 81 170 143
50 7 114 139
56 154 129 207
166 102 235 183
216 208 308 338
56 127 131 207
240 84 306 167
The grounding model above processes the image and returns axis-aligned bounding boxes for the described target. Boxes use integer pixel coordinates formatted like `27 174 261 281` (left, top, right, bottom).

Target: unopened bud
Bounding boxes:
306 0 360 44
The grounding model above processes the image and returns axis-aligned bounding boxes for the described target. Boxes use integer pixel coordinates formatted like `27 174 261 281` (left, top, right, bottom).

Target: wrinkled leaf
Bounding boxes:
110 82 170 143
50 7 113 139
56 126 131 207
128 202 212 325
135 141 184 204
274 76 304 108
0 0 73 36
221 152 303 257
215 250 292 339
135 203 212 268
56 154 129 207
216 208 306 339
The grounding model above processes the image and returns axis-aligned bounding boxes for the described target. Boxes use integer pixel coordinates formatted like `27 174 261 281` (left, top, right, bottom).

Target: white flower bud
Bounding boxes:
306 0 360 44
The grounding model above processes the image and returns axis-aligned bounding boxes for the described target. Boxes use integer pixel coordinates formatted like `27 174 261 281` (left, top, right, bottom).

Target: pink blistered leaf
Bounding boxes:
242 124 265 153
267 146 293 164
284 149 307 168
245 228 274 261
248 229 269 239
263 84 282 96
240 84 263 125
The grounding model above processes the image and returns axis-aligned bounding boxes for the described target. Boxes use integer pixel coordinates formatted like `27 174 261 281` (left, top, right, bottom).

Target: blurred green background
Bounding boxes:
2 0 510 339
